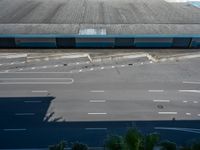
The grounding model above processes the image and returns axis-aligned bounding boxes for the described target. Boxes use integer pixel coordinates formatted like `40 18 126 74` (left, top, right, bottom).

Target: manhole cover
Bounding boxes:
157 105 164 109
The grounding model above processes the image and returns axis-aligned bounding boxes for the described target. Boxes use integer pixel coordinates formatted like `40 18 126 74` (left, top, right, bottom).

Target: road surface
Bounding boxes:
0 56 200 148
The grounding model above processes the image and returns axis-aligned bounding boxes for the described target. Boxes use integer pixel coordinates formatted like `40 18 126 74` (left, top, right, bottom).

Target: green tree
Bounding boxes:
124 128 143 150
160 140 177 150
144 133 160 150
191 140 200 150
71 142 88 150
49 141 66 150
105 135 126 150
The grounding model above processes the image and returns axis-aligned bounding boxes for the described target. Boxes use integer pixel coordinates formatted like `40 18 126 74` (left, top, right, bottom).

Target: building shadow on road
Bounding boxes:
0 96 200 149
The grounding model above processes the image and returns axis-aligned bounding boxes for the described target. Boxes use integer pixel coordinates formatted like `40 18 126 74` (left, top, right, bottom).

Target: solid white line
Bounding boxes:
88 113 107 115
24 101 42 103
153 100 170 102
85 128 107 130
90 90 104 93
0 72 71 74
0 78 72 80
183 81 200 84
3 128 27 131
179 90 200 93
0 82 73 84
32 90 48 93
148 90 164 92
90 100 106 103
15 113 35 116
158 112 177 115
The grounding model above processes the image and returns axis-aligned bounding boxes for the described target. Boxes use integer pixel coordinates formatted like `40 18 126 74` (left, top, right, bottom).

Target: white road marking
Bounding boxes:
193 101 198 104
15 113 35 116
101 67 104 70
186 113 191 115
90 90 105 93
111 66 115 68
76 62 80 65
0 72 72 74
3 128 27 131
183 100 188 103
19 68 23 71
198 114 200 117
183 81 200 84
158 112 177 115
179 90 200 93
31 67 35 70
42 66 47 68
90 68 94 71
121 65 125 67
153 100 170 103
32 90 48 93
24 100 42 103
85 128 107 130
90 100 106 103
79 69 82 72
88 113 107 115
148 90 164 92
154 127 200 134
0 82 73 85
54 65 59 67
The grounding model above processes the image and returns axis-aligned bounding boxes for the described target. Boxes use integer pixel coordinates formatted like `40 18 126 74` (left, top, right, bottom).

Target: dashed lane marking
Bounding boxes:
183 81 200 84
153 100 170 102
148 90 164 92
15 113 35 116
90 100 106 103
3 129 27 131
88 113 107 115
90 90 105 93
186 113 191 115
179 90 200 93
158 112 177 115
85 128 107 130
32 90 48 93
183 100 188 103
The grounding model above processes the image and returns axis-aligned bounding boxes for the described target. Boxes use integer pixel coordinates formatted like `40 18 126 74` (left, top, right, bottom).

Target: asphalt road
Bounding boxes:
0 57 200 148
